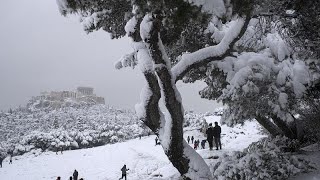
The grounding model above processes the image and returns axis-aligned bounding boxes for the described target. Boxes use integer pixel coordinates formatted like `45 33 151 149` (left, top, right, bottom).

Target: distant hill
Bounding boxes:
0 97 147 156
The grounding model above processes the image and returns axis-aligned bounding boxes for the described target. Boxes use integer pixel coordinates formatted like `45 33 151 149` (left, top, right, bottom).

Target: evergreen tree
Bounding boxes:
56 0 253 179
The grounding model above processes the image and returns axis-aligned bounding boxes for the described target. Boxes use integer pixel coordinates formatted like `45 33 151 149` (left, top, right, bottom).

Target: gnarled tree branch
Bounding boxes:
172 11 252 82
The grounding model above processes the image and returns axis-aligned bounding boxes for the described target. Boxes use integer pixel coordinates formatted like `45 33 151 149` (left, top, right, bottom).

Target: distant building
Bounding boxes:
77 87 94 96
35 87 105 105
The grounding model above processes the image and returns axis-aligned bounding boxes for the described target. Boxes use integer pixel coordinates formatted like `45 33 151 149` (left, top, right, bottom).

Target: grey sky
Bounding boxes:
0 0 221 112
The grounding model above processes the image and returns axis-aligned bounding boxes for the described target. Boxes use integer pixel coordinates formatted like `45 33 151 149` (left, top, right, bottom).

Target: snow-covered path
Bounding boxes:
0 136 178 180
0 120 266 180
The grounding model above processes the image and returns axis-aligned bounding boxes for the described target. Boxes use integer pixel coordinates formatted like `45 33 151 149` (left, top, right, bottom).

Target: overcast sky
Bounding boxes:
0 0 221 113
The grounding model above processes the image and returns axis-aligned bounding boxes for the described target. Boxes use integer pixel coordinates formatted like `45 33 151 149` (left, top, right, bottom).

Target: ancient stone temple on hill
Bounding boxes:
35 86 105 104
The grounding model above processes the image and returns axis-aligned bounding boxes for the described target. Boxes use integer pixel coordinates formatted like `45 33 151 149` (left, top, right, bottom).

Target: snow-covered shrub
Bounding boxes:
184 111 204 128
110 136 119 143
0 103 149 155
213 137 312 180
0 146 7 158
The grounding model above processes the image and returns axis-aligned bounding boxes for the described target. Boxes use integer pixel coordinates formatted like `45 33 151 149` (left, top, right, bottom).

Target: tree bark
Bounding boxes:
142 14 212 180
255 115 283 137
142 72 161 134
146 15 191 178
271 115 297 139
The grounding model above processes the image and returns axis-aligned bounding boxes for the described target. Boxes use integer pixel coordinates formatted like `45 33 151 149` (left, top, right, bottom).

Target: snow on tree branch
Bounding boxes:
140 14 153 42
114 51 138 69
56 0 72 15
125 16 138 35
172 18 246 81
135 85 152 120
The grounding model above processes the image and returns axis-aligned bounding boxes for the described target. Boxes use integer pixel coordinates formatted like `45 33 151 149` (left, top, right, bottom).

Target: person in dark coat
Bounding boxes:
206 123 214 150
69 176 73 180
56 177 61 180
155 137 159 145
187 136 190 144
213 122 222 150
9 155 12 164
60 146 64 154
73 169 79 180
193 140 197 150
191 136 194 144
119 164 129 180
201 140 206 149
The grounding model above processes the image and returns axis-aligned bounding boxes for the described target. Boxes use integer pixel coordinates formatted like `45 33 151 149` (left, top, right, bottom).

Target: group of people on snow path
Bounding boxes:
193 139 200 149
56 169 84 180
187 136 194 144
206 122 222 150
55 165 128 180
186 121 222 151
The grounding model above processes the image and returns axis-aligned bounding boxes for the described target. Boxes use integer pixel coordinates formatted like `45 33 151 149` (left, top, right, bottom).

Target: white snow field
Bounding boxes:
0 118 266 180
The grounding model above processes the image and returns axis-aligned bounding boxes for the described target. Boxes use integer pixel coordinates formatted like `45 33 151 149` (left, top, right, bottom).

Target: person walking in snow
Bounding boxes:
9 155 12 164
206 123 214 150
191 136 194 144
201 140 206 149
187 136 190 144
155 137 159 146
194 140 199 150
69 176 73 180
119 164 129 180
213 122 222 150
56 177 61 180
73 169 79 180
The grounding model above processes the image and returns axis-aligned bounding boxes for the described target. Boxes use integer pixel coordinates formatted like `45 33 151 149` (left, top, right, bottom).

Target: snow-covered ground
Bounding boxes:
0 118 267 180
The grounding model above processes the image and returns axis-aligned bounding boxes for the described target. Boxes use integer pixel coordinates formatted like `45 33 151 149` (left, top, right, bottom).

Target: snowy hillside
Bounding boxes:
0 102 146 156
0 117 267 180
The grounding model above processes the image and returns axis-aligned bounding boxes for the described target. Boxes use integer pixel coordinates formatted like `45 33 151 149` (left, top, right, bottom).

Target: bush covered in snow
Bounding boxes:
0 102 148 155
183 111 208 129
213 136 312 180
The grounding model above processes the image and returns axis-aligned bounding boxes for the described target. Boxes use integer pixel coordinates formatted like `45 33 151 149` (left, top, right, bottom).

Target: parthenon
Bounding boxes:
34 86 105 104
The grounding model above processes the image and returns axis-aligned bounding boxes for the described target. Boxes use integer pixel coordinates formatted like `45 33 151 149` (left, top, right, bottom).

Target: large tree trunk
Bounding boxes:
255 115 283 137
141 72 162 133
142 14 213 180
271 115 297 139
